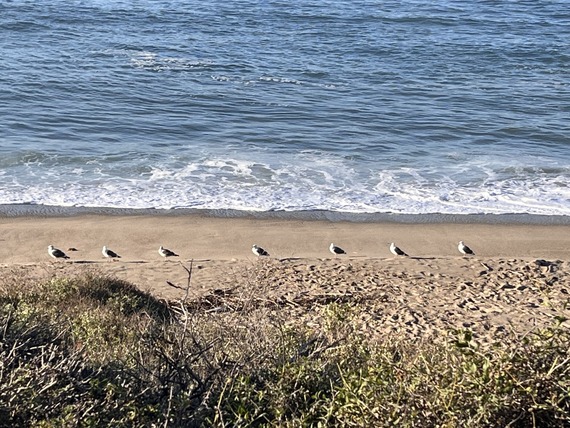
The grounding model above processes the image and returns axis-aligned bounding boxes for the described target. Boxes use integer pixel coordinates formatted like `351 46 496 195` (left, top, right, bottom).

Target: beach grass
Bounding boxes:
1 268 569 427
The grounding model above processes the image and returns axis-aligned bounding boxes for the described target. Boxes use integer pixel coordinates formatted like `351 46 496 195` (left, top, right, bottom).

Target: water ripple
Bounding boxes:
0 0 569 214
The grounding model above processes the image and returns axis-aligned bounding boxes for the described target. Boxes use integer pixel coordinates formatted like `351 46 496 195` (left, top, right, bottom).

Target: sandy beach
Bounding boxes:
1 214 569 345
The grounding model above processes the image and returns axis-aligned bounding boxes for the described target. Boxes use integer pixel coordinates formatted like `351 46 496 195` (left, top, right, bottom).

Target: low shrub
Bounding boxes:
0 271 568 427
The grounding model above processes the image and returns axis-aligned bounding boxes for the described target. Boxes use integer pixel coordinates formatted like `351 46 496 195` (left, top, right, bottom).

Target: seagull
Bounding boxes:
329 243 346 255
159 246 179 258
390 242 408 257
252 244 269 257
458 241 475 256
48 245 69 260
102 245 121 261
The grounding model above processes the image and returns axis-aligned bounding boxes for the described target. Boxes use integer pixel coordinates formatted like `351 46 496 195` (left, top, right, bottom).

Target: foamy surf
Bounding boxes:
0 153 568 215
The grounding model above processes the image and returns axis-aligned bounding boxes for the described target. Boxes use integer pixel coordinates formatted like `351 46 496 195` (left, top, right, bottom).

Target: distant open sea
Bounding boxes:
1 0 569 215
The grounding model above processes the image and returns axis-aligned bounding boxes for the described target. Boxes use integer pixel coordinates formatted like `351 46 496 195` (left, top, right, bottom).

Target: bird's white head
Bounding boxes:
48 245 53 250
459 241 464 245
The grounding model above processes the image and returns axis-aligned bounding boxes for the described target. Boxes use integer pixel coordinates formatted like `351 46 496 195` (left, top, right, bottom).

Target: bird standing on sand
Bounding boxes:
458 241 475 256
159 246 178 258
329 243 346 255
102 246 121 261
48 245 69 260
252 244 269 257
390 242 408 257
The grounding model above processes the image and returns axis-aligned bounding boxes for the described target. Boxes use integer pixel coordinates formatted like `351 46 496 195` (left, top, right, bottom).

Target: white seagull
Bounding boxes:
48 245 69 260
159 246 179 258
458 241 475 256
329 243 346 255
102 245 121 261
252 244 269 257
390 242 408 257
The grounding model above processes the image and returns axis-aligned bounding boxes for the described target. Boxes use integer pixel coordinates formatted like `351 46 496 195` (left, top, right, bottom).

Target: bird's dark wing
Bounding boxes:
164 249 178 256
396 247 408 256
54 249 69 259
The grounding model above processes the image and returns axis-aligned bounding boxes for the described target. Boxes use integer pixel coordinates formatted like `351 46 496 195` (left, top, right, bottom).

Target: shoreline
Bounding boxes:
1 204 570 225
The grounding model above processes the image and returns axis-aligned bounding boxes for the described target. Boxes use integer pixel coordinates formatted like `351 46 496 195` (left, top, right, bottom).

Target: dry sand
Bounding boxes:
1 214 569 345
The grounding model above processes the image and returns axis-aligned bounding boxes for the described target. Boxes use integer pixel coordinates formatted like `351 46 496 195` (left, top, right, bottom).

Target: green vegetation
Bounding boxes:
0 270 569 427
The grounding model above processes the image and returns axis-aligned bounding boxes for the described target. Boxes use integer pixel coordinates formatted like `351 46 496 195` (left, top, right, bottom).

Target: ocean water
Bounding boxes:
1 0 569 215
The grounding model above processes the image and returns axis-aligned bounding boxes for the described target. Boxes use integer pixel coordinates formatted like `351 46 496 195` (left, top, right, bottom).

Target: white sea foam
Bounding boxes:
1 153 569 215
128 50 214 72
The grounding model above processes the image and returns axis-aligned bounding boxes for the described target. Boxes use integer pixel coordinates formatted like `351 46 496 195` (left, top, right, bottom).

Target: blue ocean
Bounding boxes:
1 0 569 215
